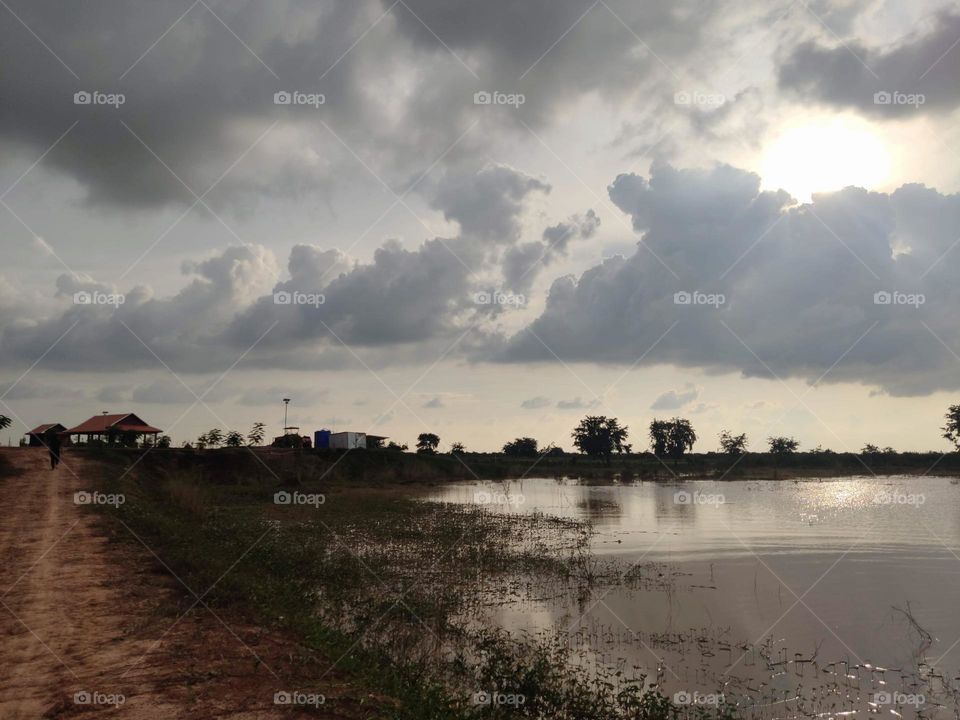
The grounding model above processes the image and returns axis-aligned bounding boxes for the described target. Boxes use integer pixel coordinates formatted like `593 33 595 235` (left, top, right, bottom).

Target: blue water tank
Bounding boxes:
314 429 331 449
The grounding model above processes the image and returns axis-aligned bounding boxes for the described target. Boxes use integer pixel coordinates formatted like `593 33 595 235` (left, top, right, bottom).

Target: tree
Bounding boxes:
666 418 696 459
572 416 629 461
196 433 208 450
943 405 960 450
247 422 266 447
861 443 880 454
450 442 465 454
206 428 223 447
768 436 800 454
119 430 139 448
157 435 172 448
386 441 408 451
650 418 697 459
502 437 538 457
649 420 670 457
224 430 244 447
719 430 748 456
416 433 440 454
0 415 11 431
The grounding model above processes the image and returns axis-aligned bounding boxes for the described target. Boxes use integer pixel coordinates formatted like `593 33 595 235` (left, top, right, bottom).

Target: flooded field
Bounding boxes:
427 477 960 718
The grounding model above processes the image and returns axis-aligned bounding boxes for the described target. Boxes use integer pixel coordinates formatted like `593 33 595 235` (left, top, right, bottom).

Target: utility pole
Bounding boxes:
283 398 291 434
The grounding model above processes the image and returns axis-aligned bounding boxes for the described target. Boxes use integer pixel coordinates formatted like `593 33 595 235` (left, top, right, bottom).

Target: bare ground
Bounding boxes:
0 449 391 719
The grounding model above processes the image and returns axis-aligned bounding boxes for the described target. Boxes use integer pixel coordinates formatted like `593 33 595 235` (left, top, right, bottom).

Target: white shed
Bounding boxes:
329 431 366 449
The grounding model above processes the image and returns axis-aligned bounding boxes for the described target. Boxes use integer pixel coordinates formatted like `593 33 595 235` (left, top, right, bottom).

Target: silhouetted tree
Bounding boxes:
225 430 244 447
206 428 224 447
650 418 697 459
719 430 748 456
450 442 465 454
943 405 960 450
649 420 670 456
0 415 11 431
768 436 800 454
667 418 696 459
416 433 440 454
247 422 266 446
157 435 172 448
502 437 538 457
119 430 139 448
573 416 629 462
387 441 408 451
861 443 880 454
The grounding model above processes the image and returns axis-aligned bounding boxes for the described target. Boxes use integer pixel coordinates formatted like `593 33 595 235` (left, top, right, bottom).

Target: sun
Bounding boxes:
760 116 892 203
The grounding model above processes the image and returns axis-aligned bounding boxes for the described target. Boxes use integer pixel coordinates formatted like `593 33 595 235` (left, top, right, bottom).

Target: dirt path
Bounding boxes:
0 449 388 719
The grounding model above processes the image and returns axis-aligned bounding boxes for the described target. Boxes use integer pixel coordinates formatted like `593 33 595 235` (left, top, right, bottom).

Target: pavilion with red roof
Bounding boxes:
65 413 162 445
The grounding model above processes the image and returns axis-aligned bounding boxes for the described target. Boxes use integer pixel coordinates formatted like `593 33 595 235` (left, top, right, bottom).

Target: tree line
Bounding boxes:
5 403 960 454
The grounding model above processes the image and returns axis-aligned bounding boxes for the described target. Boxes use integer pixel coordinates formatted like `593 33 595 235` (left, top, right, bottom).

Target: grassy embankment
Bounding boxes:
85 447 730 720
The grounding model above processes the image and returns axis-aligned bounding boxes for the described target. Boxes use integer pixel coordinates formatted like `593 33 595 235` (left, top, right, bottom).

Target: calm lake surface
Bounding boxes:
427 476 960 718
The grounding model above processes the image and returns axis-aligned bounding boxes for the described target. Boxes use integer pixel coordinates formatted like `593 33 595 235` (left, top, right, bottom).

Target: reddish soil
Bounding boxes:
0 449 390 719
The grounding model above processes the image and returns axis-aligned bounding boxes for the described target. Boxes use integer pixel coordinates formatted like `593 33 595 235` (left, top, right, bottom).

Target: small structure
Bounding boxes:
65 413 162 446
330 431 366 450
315 430 388 450
25 423 67 447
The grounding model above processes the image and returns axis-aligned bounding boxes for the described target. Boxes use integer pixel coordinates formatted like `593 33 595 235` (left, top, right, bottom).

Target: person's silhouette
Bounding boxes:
46 432 62 470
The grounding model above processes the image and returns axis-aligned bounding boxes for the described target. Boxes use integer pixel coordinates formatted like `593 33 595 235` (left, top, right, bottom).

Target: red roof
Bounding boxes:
66 413 162 434
27 423 66 435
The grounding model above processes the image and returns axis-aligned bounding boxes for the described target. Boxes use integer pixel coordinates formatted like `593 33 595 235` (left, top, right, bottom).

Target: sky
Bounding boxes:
2 0 960 453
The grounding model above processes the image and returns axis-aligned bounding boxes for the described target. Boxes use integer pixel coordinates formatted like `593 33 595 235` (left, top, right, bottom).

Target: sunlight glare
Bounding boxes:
760 117 891 203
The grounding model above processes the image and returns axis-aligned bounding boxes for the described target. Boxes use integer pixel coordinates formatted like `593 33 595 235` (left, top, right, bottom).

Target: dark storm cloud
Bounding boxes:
502 162 960 396
779 11 960 117
5 160 960 395
0 0 719 209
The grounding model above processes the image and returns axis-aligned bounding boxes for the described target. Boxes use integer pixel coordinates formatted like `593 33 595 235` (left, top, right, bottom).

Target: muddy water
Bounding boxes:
427 477 960 718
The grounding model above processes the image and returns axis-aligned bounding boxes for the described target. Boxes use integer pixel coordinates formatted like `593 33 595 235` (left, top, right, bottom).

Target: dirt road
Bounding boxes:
0 449 387 719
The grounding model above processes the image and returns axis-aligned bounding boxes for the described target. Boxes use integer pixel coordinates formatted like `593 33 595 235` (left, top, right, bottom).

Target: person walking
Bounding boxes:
45 431 62 470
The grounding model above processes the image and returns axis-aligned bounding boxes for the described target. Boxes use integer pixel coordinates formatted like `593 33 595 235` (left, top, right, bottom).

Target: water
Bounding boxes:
427 477 960 718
